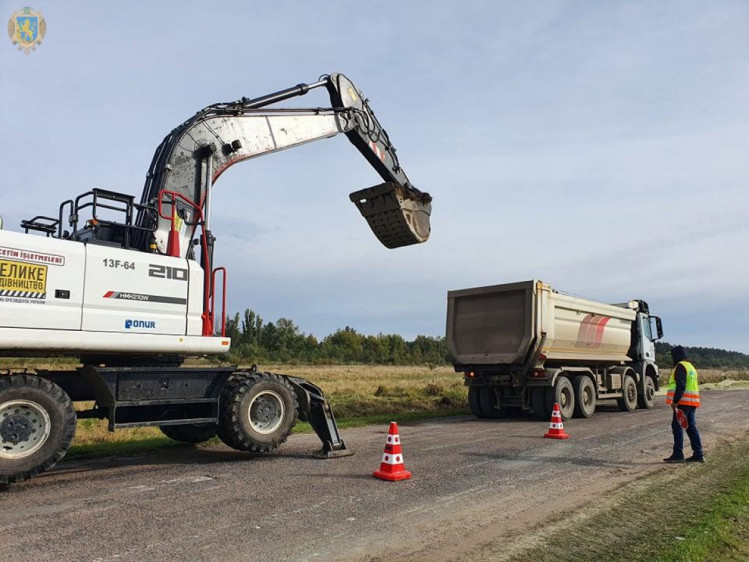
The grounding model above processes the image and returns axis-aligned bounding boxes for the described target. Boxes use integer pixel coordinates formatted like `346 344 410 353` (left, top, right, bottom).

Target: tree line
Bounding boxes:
219 309 749 368
655 342 749 370
221 309 448 365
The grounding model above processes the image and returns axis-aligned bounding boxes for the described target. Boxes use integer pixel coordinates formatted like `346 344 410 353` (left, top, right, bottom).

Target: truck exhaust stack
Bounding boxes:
350 182 432 248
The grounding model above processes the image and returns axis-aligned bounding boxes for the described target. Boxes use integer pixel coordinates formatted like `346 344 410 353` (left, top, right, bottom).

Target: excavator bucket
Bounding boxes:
350 183 432 248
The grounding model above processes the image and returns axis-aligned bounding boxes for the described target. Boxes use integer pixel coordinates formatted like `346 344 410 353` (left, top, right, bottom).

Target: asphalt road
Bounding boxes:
2 390 747 561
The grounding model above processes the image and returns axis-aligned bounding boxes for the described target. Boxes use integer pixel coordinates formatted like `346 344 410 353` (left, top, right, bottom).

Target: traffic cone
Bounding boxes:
373 422 412 481
544 402 570 440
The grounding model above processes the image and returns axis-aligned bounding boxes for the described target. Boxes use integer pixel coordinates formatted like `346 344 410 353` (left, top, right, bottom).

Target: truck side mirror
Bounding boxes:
654 316 663 340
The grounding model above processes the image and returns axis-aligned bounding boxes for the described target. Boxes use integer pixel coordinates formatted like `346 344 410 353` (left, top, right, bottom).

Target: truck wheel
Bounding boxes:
572 376 596 418
478 387 504 418
218 372 298 453
637 376 656 409
551 377 575 421
531 388 551 420
617 375 637 412
0 375 77 484
468 386 485 418
160 423 217 444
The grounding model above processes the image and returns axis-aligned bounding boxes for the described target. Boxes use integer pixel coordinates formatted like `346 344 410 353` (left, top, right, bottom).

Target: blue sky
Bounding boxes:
1 1 748 352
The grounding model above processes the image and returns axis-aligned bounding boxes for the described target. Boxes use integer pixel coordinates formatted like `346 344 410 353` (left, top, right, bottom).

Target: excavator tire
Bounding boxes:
160 423 217 444
217 372 298 453
0 374 76 484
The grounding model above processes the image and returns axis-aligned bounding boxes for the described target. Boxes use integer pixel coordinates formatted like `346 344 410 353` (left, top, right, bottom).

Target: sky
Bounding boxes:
1 1 748 352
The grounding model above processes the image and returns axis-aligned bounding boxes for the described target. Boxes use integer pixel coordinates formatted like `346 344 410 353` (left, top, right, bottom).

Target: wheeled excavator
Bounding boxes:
0 73 432 484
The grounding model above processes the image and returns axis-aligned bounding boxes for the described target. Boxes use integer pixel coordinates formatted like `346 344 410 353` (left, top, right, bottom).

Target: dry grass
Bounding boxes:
259 364 466 419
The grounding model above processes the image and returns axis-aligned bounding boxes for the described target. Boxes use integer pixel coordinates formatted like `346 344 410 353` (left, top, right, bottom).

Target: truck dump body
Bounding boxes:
447 280 637 367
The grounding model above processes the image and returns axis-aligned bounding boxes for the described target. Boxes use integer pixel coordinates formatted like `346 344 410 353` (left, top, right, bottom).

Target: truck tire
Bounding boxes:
160 423 217 444
478 386 504 418
637 376 656 410
468 386 485 418
572 376 596 418
551 376 575 421
617 375 638 412
217 372 298 453
531 388 552 420
0 375 77 484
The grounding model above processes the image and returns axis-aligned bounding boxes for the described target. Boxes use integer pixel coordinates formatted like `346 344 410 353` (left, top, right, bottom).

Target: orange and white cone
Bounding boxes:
373 422 412 481
544 402 570 440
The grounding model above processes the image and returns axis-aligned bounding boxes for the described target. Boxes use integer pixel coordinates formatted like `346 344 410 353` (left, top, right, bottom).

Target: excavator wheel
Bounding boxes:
160 423 217 444
217 372 298 453
0 374 77 484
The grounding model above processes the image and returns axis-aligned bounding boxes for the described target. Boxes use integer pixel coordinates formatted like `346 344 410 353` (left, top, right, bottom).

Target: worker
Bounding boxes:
663 345 704 463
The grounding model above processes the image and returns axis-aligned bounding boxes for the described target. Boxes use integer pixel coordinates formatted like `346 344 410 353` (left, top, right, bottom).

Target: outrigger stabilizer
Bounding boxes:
285 375 354 458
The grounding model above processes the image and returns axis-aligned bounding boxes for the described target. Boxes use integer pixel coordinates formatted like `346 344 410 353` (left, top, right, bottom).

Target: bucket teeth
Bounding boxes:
350 183 432 248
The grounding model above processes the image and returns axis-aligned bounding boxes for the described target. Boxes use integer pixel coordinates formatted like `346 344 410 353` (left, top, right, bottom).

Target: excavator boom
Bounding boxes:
137 73 432 255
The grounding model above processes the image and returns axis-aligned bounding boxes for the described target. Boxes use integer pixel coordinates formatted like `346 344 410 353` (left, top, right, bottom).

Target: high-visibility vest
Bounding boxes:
666 361 700 407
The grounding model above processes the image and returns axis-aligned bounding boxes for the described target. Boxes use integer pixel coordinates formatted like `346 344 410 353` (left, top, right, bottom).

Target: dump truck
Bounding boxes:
0 73 432 484
446 280 663 421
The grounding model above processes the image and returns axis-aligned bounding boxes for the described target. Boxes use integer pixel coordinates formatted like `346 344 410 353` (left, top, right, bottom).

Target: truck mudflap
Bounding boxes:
284 376 354 459
350 182 432 249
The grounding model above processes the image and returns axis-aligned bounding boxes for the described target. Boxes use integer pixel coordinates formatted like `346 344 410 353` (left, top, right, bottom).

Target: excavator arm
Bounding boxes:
136 73 432 256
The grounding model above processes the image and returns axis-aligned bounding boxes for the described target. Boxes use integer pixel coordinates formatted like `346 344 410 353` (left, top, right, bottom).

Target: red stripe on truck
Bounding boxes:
576 314 594 346
592 316 611 348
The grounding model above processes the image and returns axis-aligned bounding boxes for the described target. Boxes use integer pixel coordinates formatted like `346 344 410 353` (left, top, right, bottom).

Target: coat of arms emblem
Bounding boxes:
7 7 46 54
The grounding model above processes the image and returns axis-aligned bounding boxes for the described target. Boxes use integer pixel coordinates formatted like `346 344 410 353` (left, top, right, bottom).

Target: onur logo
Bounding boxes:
125 319 156 329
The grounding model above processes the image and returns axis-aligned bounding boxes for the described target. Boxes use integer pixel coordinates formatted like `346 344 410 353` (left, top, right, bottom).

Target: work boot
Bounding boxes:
663 454 685 463
686 455 705 463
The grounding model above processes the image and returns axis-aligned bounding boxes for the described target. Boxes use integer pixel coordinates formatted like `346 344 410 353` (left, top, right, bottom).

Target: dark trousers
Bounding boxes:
672 405 703 459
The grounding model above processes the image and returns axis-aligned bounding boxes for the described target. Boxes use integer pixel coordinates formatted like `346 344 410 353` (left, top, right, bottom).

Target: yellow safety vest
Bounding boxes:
666 361 700 407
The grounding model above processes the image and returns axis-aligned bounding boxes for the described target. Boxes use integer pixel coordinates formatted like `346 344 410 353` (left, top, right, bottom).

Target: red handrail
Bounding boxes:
211 267 227 337
157 190 216 336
